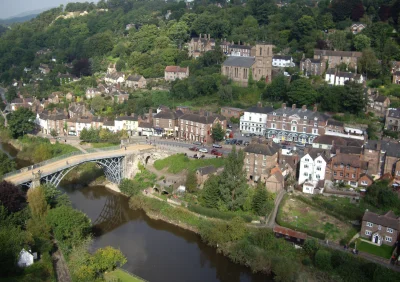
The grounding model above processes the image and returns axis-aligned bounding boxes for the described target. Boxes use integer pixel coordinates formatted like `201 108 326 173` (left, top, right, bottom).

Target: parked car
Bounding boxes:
212 151 223 156
193 154 198 159
212 143 222 148
244 141 249 146
225 139 231 145
193 141 202 146
231 139 237 145
237 140 243 145
227 124 233 129
199 148 208 153
189 147 199 151
244 133 251 137
211 149 218 154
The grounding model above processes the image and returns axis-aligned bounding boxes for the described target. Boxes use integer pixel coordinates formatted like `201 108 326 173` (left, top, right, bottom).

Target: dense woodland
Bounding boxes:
2 0 400 116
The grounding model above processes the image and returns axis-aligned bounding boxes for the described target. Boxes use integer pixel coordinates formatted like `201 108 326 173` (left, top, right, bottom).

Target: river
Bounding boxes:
1 143 271 282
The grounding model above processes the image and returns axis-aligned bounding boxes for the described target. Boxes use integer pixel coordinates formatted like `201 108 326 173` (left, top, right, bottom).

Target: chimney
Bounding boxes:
313 105 317 112
257 101 262 108
302 105 307 111
282 103 286 109
292 104 296 109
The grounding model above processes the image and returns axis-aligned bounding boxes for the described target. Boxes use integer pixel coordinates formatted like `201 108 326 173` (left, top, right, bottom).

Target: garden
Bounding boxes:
355 239 395 259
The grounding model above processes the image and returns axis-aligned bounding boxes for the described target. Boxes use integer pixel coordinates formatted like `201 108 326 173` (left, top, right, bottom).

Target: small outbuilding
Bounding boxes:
17 248 37 268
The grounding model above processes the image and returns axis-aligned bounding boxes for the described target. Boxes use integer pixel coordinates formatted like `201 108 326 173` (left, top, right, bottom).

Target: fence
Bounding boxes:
86 145 122 153
2 151 84 178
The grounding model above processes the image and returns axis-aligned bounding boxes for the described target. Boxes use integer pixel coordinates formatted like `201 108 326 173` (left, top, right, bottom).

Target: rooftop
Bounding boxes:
179 113 226 124
362 210 399 230
197 166 217 176
165 66 188 73
387 108 400 118
245 105 274 114
244 143 279 156
222 56 255 68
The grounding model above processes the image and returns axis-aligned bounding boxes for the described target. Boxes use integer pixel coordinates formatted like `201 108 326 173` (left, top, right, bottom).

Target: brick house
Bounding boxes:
36 108 69 135
221 107 243 119
361 210 400 246
313 49 362 69
153 110 182 137
300 58 324 76
164 66 189 81
265 166 285 193
312 135 364 150
196 166 217 188
188 34 215 58
243 142 279 183
265 103 328 144
351 23 366 34
125 75 146 89
358 174 374 187
178 113 226 144
385 108 400 131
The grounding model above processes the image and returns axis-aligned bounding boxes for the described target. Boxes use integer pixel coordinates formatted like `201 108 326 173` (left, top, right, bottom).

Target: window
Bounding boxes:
365 230 372 236
305 158 309 162
303 127 307 133
259 118 262 122
385 236 392 242
346 165 350 169
317 160 322 164
304 165 309 168
361 181 368 185
292 126 296 131
272 123 276 129
378 225 381 230
352 174 356 178
387 228 393 234
263 155 267 160
366 222 373 227
316 167 321 171
316 174 320 179
334 172 337 176
340 172 343 176
304 173 308 176
249 117 251 121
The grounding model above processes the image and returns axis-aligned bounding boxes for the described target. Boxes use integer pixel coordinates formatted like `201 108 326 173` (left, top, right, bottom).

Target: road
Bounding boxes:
4 144 153 185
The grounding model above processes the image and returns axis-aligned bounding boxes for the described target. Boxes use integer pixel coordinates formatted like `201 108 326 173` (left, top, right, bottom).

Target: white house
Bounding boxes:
164 66 189 81
299 149 328 194
102 120 116 133
325 69 364 86
240 103 273 136
115 115 138 135
17 249 36 268
104 72 125 85
272 55 295 68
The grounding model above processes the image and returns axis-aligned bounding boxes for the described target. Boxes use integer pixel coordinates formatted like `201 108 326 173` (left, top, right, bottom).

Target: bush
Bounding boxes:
188 204 253 222
302 257 312 266
315 250 332 271
119 179 141 196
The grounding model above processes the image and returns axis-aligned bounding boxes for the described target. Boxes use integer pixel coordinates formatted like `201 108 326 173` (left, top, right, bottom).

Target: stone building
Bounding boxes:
196 166 218 188
300 58 324 76
221 107 243 119
125 75 146 89
187 34 215 58
385 108 400 131
153 110 182 137
363 140 400 178
361 210 399 246
265 103 328 144
164 66 189 81
243 142 279 183
36 108 69 135
313 49 362 69
220 40 252 57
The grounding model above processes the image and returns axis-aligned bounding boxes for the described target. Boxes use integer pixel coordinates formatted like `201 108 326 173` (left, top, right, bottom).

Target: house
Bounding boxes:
313 49 362 69
196 166 217 188
272 55 295 68
243 142 279 183
125 74 146 89
102 120 115 133
221 107 243 119
115 115 138 135
299 149 329 191
114 93 129 104
358 174 374 187
10 97 38 112
178 112 226 144
39 63 51 75
187 34 215 58
48 92 63 104
91 116 104 130
17 249 36 268
273 225 307 245
363 140 400 178
361 210 399 246
138 121 154 136
105 72 125 85
57 72 77 84
164 66 189 81
265 166 285 193
36 108 69 135
240 102 273 136
385 108 400 131
153 110 181 137
265 103 328 144
351 23 366 34
393 71 400 84
85 88 101 99
324 119 367 141
300 58 324 76
220 40 252 57
68 102 92 118
221 43 275 86
75 116 94 135
312 134 363 150
325 69 364 86
65 92 74 101
368 94 390 117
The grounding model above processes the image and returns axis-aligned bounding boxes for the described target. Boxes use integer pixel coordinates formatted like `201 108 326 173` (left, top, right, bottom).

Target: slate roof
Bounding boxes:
39 109 68 121
314 49 362 58
337 71 355 78
331 154 368 169
273 55 292 60
105 72 124 80
229 44 252 50
222 56 255 68
338 146 362 155
327 119 344 127
387 108 400 118
115 115 138 121
165 66 188 73
326 68 336 75
192 37 215 43
197 165 217 176
126 75 143 81
139 121 153 128
179 113 226 124
308 148 330 161
154 110 178 120
244 143 279 156
362 210 399 230
364 140 400 158
245 106 274 114
374 96 388 103
103 120 114 126
271 107 328 121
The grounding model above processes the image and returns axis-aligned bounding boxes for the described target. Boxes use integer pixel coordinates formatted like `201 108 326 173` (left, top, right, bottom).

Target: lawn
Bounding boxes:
356 239 394 259
280 196 353 242
153 153 225 173
104 268 145 282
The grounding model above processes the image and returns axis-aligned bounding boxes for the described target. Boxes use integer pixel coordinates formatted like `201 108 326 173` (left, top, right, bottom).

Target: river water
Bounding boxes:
1 143 271 282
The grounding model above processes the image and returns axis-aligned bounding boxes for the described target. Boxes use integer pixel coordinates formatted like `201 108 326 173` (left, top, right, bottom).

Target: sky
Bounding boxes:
0 0 98 19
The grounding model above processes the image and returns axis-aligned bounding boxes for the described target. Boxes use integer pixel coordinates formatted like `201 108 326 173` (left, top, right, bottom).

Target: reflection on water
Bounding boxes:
61 186 271 282
0 142 33 169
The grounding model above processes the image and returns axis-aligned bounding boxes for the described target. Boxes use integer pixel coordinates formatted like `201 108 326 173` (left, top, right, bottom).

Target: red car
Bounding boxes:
211 150 223 156
189 147 199 151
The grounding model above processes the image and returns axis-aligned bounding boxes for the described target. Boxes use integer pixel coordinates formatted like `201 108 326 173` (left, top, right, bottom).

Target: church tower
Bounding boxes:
251 43 274 83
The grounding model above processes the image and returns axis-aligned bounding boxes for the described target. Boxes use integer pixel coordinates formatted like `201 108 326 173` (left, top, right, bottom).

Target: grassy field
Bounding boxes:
153 153 225 173
280 196 353 242
104 268 145 282
356 239 394 259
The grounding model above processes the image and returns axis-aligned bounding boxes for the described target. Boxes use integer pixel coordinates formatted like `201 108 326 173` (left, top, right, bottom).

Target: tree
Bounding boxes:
42 184 71 208
46 205 91 251
8 107 35 138
358 48 381 78
168 21 189 48
212 123 225 142
0 181 26 213
119 178 141 196
303 239 320 257
252 181 272 216
185 171 197 193
32 143 52 163
353 34 371 51
50 129 58 138
5 86 17 103
72 59 91 77
329 30 348 51
218 85 233 101
201 175 220 208
83 31 114 57
342 82 366 114
91 246 127 273
287 78 319 106
219 146 248 211
91 96 107 112
0 152 15 178
315 250 332 270
263 75 288 101
27 186 48 218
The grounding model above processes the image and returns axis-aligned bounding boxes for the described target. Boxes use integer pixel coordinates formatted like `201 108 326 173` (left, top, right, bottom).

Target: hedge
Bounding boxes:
276 195 326 240
188 205 253 223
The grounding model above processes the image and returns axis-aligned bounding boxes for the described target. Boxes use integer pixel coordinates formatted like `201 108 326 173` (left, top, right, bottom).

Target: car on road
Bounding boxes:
231 139 237 145
199 148 208 153
212 144 222 148
237 140 243 146
227 124 233 129
189 147 199 151
193 141 202 146
243 133 251 137
244 141 249 146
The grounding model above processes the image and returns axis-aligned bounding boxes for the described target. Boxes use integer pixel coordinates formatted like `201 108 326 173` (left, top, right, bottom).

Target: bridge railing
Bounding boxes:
2 151 84 179
86 145 122 153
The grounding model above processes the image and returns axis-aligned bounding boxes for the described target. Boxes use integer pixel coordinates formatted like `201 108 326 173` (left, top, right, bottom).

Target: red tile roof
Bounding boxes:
273 225 307 240
165 66 188 73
